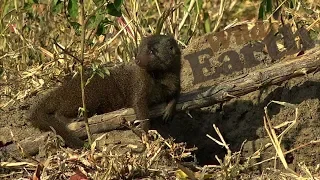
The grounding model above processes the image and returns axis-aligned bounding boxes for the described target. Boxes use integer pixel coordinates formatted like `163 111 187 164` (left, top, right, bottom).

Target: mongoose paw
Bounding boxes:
163 99 176 123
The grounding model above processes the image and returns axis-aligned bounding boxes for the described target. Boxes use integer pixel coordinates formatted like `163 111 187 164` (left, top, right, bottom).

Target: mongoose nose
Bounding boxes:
135 58 140 65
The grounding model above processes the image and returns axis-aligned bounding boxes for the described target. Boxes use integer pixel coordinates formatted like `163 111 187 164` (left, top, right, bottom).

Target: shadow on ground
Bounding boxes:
153 75 320 170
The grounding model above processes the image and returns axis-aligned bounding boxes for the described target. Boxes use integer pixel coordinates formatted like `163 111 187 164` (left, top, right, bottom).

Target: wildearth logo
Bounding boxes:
182 22 316 88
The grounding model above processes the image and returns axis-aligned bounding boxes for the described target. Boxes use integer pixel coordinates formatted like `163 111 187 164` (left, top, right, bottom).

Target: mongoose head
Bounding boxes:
135 35 181 72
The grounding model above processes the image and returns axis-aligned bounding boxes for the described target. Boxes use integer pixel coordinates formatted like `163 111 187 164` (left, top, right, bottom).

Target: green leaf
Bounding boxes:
114 0 123 10
87 15 98 30
96 19 112 35
96 23 105 35
266 0 272 13
68 0 78 19
69 21 81 35
51 0 63 14
87 9 105 29
102 67 110 76
203 12 210 33
96 70 105 79
258 0 266 20
106 3 122 17
23 3 34 12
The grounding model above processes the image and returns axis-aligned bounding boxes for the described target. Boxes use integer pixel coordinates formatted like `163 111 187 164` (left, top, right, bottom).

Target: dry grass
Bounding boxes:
0 0 259 108
1 130 196 179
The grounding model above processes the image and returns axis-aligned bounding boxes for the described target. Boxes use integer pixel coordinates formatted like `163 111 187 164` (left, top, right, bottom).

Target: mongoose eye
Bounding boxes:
149 49 155 55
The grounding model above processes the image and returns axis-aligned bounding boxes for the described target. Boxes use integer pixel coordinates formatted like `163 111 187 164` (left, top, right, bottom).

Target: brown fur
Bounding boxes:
28 35 181 148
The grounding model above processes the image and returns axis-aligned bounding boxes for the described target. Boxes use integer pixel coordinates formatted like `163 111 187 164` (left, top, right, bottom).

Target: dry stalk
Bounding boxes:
263 100 316 179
